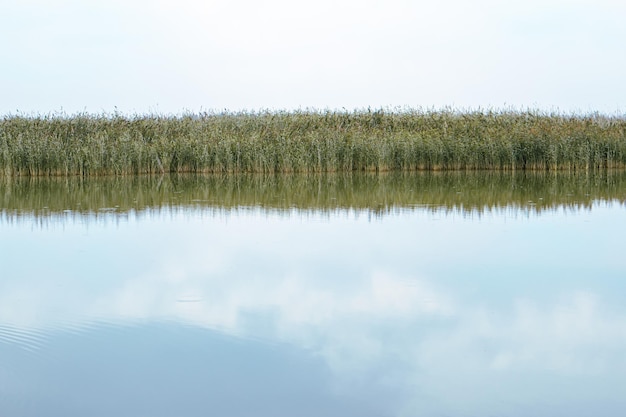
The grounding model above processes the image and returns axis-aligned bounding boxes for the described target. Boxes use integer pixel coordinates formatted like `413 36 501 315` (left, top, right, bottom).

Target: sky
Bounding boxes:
1 0 625 115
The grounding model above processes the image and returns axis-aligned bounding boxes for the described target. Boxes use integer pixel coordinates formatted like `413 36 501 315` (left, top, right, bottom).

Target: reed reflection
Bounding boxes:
1 171 625 222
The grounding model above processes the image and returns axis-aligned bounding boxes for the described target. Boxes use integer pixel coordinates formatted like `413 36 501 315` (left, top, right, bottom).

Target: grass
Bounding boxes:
2 171 625 220
1 109 626 176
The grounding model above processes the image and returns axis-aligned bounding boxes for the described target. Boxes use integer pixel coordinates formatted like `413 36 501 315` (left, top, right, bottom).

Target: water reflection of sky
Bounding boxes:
1 204 625 416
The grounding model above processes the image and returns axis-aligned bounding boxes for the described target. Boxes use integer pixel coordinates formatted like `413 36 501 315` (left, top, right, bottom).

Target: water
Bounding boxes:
1 172 626 417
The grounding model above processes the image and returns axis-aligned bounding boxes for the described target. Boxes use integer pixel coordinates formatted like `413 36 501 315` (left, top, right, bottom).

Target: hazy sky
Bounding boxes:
2 0 625 114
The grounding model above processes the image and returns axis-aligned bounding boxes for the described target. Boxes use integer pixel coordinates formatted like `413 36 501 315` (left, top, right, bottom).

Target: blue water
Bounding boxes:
1 202 625 416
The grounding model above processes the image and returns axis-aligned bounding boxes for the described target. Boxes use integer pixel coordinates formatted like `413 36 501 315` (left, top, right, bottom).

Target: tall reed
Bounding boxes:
1 110 625 176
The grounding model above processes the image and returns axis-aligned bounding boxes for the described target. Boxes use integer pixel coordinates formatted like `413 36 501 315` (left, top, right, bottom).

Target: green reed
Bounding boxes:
1 109 625 176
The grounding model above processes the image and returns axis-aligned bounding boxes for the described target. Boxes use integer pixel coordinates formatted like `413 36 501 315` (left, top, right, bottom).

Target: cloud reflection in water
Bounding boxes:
1 204 625 416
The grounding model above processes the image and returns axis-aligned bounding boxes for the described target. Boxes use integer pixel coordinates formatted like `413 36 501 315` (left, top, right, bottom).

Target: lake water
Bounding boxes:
1 172 625 417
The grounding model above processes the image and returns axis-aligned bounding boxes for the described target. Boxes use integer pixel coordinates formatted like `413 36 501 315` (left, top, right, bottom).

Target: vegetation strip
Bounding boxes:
1 110 626 176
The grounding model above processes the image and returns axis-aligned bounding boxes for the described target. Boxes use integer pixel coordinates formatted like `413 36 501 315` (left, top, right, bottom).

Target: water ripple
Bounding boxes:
0 324 51 353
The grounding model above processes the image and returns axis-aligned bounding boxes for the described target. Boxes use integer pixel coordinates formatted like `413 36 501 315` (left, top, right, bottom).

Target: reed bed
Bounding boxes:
1 109 626 176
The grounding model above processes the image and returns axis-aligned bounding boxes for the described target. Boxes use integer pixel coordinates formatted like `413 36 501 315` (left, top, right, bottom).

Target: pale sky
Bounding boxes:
2 0 625 115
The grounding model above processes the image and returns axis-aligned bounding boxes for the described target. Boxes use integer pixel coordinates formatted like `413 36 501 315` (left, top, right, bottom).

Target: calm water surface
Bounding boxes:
1 172 625 417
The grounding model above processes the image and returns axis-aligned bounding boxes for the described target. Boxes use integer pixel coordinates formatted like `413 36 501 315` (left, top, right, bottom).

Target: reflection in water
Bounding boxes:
1 172 626 416
1 170 626 220
3 322 382 417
